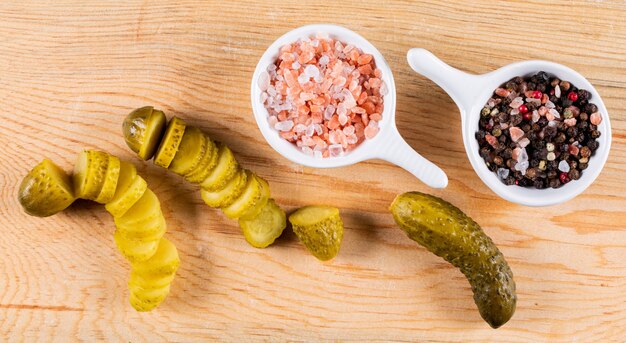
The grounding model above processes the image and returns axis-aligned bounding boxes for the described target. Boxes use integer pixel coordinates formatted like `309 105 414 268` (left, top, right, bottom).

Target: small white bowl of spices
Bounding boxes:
251 24 448 189
407 48 612 206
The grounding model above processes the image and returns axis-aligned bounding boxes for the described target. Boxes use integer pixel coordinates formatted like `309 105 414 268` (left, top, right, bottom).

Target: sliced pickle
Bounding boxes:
116 213 166 241
153 117 186 168
129 283 171 312
129 270 176 289
289 205 343 261
168 126 210 176
73 150 109 200
114 188 161 227
94 155 121 204
114 230 159 263
239 199 286 248
200 168 247 208
18 159 75 217
105 174 147 218
183 138 220 184
199 143 240 191
221 171 270 220
132 238 180 277
122 106 167 160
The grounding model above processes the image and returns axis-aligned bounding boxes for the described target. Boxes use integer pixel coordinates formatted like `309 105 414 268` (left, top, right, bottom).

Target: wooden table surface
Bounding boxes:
1 0 625 341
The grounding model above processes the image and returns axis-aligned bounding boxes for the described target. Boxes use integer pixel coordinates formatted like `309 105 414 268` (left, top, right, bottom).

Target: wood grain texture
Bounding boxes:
1 0 625 341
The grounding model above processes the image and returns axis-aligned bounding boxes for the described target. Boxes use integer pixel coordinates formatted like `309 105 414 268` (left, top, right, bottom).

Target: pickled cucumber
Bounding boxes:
114 230 159 263
114 188 161 228
389 192 516 329
239 199 286 248
153 117 186 168
18 159 76 217
129 283 171 312
289 205 343 261
168 126 210 175
122 106 167 160
183 138 220 184
116 215 166 241
73 150 109 200
105 173 147 218
129 270 176 289
200 168 248 208
131 238 180 277
222 171 270 220
94 155 120 204
200 143 239 191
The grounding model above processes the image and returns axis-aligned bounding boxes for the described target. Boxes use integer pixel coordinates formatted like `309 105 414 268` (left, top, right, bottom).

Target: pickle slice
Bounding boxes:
94 155 121 204
239 199 286 248
105 174 147 218
390 192 516 329
114 230 159 263
18 159 75 217
153 117 186 168
123 106 167 160
73 150 109 200
183 138 220 184
200 168 247 208
199 143 240 191
132 238 180 278
289 205 343 261
116 213 166 241
221 171 270 220
168 126 210 176
114 188 161 227
129 270 176 289
129 283 171 312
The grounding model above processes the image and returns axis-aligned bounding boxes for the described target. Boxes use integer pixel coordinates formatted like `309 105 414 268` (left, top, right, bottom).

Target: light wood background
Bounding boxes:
1 0 625 341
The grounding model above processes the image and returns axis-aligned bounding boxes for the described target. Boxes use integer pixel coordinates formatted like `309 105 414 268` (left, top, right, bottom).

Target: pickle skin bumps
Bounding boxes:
390 192 516 329
18 151 179 312
122 107 287 249
288 205 344 261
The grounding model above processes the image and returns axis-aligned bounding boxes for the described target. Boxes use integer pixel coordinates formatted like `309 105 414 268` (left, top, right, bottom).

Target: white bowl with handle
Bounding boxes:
251 24 448 189
407 48 612 206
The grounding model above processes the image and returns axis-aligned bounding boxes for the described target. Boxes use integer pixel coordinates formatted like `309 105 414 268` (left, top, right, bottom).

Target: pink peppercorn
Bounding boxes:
560 172 570 184
568 92 578 102
518 104 529 114
532 91 542 99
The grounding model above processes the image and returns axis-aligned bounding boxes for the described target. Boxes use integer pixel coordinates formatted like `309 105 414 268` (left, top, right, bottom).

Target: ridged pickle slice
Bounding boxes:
116 214 166 241
183 138 220 184
129 283 171 312
114 188 161 227
18 159 76 217
221 171 269 220
153 117 186 168
132 238 180 278
289 205 343 261
73 150 109 200
199 143 240 191
114 230 159 263
129 270 176 289
390 192 516 329
94 155 121 204
200 168 248 208
168 126 209 175
239 199 286 248
105 174 147 217
122 106 167 160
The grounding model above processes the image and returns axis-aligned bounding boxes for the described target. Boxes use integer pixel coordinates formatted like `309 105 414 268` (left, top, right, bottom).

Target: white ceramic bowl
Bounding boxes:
407 48 612 206
251 24 448 189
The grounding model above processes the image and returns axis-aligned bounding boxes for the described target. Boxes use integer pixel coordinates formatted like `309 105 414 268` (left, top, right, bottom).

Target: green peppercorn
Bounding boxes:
492 127 502 137
481 107 491 117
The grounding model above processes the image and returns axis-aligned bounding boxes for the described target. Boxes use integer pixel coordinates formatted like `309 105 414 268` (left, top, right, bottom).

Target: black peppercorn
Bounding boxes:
526 168 537 180
506 159 516 169
590 130 601 139
577 89 591 102
560 152 569 160
545 126 557 138
554 133 566 143
588 140 600 151
568 160 578 170
505 176 516 185
566 126 578 138
480 147 490 158
547 170 557 179
583 103 597 114
503 148 513 159
534 179 546 189
579 163 588 170
580 146 591 158
568 169 581 180
494 156 504 166
549 178 561 188
577 121 589 131
530 159 539 168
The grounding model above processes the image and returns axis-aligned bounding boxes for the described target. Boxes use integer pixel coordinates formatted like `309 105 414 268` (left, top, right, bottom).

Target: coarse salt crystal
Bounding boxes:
548 120 557 127
515 160 529 173
510 97 524 108
546 100 555 109
497 168 510 180
329 144 343 157
558 160 570 173
302 146 314 156
274 120 294 132
549 108 560 119
555 85 561 98
304 65 319 78
292 61 301 69
314 150 323 158
532 110 540 123
379 81 388 96
590 112 602 125
258 71 270 91
294 124 307 133
518 137 530 148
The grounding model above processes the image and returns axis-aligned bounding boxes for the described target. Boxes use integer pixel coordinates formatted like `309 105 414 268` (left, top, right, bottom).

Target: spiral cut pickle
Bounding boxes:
122 106 167 160
18 159 76 217
390 192 516 329
123 107 287 249
289 206 344 261
17 150 179 312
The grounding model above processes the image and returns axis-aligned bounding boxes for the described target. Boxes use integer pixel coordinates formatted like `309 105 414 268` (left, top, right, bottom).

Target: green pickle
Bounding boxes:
200 168 248 208
94 155 121 204
390 192 516 329
18 159 76 217
199 143 239 191
239 199 286 248
168 126 209 175
123 106 166 160
153 117 186 168
73 150 110 200
183 136 220 183
289 205 343 261
222 171 269 219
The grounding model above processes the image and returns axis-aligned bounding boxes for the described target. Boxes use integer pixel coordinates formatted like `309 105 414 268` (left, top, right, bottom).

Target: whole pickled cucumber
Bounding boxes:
122 106 167 160
18 159 76 217
289 205 343 261
390 192 516 329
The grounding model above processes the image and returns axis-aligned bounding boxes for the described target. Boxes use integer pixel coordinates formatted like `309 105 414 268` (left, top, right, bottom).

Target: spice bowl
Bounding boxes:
251 24 448 189
407 48 612 206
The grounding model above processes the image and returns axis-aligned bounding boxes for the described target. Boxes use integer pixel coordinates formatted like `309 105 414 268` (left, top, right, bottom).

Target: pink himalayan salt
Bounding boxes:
509 127 525 142
261 35 385 157
590 112 602 125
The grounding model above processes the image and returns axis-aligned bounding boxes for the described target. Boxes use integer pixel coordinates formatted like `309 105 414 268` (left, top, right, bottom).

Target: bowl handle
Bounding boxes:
407 48 484 118
373 128 448 189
